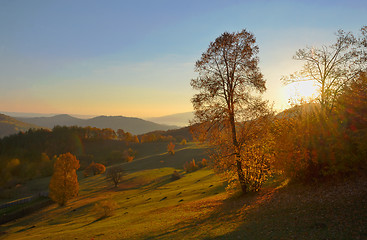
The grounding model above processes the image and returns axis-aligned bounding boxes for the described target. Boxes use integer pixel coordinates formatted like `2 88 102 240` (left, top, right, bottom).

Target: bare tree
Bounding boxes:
191 29 269 194
282 28 367 112
355 26 367 69
106 165 124 187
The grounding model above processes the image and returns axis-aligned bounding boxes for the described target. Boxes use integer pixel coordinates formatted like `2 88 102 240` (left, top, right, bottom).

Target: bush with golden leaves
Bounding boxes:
94 199 118 218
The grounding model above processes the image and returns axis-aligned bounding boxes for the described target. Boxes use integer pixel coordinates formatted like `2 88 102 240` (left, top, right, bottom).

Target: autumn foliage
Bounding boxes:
49 153 80 206
84 162 106 177
184 158 208 173
272 26 367 183
191 29 269 194
180 139 187 145
124 148 136 162
167 142 175 155
273 73 367 182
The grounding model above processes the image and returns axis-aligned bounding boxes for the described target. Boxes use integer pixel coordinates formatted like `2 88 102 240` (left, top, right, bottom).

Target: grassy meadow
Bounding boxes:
1 142 367 239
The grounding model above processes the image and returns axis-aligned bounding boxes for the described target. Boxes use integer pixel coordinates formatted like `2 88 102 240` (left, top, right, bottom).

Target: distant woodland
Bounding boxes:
0 125 189 188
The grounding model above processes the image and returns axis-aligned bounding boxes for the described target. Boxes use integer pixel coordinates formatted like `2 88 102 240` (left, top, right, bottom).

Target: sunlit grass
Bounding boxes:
1 167 227 240
1 142 366 239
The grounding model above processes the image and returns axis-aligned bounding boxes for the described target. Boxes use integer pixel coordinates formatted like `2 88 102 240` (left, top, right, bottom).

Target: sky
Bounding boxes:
0 0 366 118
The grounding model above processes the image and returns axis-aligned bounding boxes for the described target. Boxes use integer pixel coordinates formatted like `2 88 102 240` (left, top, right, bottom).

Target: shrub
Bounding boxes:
84 162 106 177
184 159 198 173
94 199 118 218
184 158 209 173
123 148 136 162
180 139 187 145
202 158 208 166
126 156 134 162
197 158 208 168
171 170 182 180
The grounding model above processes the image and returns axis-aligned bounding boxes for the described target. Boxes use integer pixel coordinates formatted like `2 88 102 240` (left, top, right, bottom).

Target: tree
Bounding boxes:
180 139 187 145
122 148 136 162
133 135 140 143
282 27 367 112
84 162 106 177
116 129 125 140
167 142 175 155
355 26 367 69
106 165 124 187
49 153 80 206
338 72 367 130
336 72 367 167
191 29 269 194
101 128 116 140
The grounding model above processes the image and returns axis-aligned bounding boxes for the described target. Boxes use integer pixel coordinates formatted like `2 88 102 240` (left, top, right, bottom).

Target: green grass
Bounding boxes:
0 142 207 204
123 142 208 173
0 167 226 240
0 197 49 216
1 142 367 239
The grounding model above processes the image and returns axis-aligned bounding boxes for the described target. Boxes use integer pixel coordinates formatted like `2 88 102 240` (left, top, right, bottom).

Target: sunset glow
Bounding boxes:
0 1 365 117
284 81 319 103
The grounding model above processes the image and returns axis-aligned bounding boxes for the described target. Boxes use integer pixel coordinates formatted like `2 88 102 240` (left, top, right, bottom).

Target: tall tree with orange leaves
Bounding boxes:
191 29 270 194
49 153 80 206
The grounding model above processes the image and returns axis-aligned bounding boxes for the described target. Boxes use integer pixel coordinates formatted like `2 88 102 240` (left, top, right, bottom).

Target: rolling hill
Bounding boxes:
146 111 194 127
16 114 178 135
0 113 42 138
2 143 366 239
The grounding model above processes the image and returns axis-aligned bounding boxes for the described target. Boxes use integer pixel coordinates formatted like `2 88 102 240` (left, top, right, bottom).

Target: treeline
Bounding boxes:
140 127 192 143
0 125 181 188
140 132 175 143
0 126 138 158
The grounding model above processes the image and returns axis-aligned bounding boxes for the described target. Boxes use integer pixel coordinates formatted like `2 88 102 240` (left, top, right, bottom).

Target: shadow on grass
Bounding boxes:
82 216 105 228
144 181 283 240
113 174 174 193
124 148 208 173
15 224 37 233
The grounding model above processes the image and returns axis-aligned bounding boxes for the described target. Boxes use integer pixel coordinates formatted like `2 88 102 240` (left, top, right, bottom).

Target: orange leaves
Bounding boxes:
167 142 175 155
84 162 106 177
272 98 367 182
49 153 80 206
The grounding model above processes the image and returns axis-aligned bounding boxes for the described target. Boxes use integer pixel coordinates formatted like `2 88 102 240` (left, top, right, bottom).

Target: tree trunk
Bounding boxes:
236 158 247 194
229 112 248 194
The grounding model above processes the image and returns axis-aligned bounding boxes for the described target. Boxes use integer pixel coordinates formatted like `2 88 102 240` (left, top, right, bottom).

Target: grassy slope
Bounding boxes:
0 142 206 203
0 168 225 240
1 143 367 239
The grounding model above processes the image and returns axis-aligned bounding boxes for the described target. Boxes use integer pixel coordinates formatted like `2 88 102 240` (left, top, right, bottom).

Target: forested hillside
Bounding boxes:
0 114 42 138
0 125 187 189
17 114 178 135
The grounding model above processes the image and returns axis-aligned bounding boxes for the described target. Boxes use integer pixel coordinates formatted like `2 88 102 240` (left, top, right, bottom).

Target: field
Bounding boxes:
1 143 367 239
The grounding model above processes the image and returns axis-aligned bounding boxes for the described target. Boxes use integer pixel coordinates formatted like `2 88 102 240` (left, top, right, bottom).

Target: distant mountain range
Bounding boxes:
0 114 42 138
15 114 178 135
146 112 194 127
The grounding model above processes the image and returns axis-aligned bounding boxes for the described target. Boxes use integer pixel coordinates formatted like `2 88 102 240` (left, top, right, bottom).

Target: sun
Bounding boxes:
284 81 319 103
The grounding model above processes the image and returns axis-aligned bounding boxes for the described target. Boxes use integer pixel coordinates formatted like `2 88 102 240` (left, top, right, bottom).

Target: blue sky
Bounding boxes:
0 0 366 117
